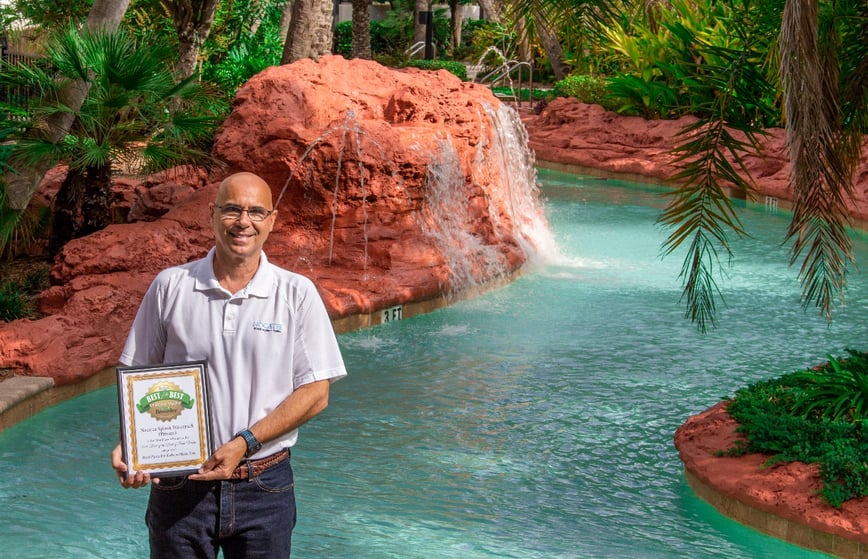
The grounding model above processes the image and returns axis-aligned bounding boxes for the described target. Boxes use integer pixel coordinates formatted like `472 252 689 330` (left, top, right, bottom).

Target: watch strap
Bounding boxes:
234 428 262 457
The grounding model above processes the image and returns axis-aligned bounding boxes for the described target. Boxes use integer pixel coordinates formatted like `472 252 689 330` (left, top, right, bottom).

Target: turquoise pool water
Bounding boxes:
2 168 862 558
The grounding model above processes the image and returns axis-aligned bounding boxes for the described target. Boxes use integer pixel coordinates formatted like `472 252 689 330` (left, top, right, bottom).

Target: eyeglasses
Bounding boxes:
214 204 274 222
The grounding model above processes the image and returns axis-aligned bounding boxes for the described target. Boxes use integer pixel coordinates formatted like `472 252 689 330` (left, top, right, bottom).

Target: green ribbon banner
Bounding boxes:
136 390 195 413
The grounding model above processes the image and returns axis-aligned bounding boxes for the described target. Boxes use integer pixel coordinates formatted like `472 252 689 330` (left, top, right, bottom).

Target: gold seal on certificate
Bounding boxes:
116 361 214 477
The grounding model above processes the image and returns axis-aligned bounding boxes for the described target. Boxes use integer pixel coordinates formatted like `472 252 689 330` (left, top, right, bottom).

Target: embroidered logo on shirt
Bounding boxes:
252 321 284 333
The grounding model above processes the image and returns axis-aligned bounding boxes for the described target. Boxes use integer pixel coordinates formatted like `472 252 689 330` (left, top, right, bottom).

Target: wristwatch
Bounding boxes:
234 428 262 457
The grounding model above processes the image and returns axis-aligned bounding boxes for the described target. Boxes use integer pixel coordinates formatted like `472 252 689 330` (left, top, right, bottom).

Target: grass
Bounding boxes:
0 257 51 321
723 349 868 508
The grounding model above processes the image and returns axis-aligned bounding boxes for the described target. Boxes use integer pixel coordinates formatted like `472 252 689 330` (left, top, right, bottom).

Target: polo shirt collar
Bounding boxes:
195 248 275 298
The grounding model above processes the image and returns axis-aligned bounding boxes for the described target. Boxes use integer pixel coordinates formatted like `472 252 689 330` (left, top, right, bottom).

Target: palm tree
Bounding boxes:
0 26 219 255
281 0 317 63
162 0 221 80
1 0 131 214
507 0 615 79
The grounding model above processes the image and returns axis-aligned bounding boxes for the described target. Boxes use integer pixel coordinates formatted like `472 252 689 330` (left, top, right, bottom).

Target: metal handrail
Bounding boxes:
405 41 425 58
478 60 534 109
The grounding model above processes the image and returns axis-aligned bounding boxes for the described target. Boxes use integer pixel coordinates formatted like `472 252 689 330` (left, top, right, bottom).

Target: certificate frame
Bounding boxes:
116 360 213 478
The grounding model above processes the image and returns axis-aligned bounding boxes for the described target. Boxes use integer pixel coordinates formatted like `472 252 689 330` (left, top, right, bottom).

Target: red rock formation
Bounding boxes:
524 98 868 221
0 56 543 385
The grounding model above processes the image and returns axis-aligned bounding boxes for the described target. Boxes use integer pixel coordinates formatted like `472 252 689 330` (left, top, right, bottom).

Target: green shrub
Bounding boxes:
371 16 412 57
606 74 679 119
552 75 622 113
21 265 49 294
334 20 352 58
725 350 868 508
490 87 552 103
790 352 868 422
404 59 467 81
553 75 607 101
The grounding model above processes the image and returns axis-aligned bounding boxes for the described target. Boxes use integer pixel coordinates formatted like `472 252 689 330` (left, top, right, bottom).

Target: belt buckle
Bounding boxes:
245 458 254 482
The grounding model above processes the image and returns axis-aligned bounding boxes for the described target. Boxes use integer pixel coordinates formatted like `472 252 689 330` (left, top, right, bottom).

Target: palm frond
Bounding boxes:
657 3 778 332
780 0 855 321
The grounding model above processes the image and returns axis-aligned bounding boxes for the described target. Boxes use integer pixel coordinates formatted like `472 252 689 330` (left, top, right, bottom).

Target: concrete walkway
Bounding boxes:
0 367 116 434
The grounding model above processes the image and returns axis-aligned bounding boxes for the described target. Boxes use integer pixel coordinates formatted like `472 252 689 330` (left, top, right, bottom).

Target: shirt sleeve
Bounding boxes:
292 278 348 387
119 277 168 366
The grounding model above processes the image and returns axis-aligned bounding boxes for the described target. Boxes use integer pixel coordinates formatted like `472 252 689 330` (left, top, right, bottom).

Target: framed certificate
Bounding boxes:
116 361 213 478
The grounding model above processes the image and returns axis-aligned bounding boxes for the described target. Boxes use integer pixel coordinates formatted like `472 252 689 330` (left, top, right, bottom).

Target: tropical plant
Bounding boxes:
201 0 286 94
725 351 868 507
12 0 92 28
405 58 468 80
789 351 868 423
2 0 132 214
777 0 868 325
646 0 868 331
0 183 51 259
582 0 776 332
0 25 220 255
0 262 48 321
507 0 618 78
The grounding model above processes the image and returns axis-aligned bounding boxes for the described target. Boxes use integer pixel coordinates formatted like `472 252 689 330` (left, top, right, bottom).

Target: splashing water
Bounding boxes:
478 103 559 264
421 136 506 291
275 109 377 276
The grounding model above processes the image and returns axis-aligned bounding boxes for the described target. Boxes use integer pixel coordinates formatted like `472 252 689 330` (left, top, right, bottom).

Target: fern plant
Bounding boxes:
790 351 868 423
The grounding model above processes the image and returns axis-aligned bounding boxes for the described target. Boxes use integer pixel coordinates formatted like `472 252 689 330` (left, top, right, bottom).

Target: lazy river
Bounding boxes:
3 167 863 558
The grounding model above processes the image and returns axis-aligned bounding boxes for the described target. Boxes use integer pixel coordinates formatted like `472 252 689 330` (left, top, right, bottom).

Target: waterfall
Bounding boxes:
420 103 559 294
480 103 559 264
421 136 506 291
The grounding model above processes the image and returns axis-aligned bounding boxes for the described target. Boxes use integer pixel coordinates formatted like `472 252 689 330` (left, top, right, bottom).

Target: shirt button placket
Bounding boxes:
224 300 238 333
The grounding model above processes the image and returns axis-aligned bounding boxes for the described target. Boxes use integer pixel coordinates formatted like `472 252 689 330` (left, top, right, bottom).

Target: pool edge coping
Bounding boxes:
684 469 867 559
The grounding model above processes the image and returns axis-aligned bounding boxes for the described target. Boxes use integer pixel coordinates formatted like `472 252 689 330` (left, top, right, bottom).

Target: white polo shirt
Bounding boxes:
120 248 347 458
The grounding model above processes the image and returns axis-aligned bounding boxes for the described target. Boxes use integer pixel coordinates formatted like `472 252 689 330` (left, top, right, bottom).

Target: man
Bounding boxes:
111 171 347 558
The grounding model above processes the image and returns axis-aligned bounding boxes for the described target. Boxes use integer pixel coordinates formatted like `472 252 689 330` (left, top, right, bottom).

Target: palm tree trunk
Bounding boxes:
282 0 316 63
534 10 569 80
414 0 429 52
247 0 265 36
3 0 131 212
48 168 86 256
448 0 462 56
167 0 221 81
351 0 372 59
477 0 501 23
278 0 293 41
80 164 114 238
515 16 532 62
309 0 335 58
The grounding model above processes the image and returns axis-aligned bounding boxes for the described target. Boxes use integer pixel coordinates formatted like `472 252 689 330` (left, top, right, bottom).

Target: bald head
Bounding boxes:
210 172 277 272
216 172 273 207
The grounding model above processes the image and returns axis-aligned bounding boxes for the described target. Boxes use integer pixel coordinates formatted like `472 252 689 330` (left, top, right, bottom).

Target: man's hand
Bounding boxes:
111 443 156 488
188 437 247 481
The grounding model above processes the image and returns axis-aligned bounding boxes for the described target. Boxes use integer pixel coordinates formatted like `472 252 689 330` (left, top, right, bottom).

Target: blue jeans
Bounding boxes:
146 457 296 558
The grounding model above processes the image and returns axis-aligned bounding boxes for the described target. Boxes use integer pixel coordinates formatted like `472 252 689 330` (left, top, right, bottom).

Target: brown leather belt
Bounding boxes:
229 449 290 481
